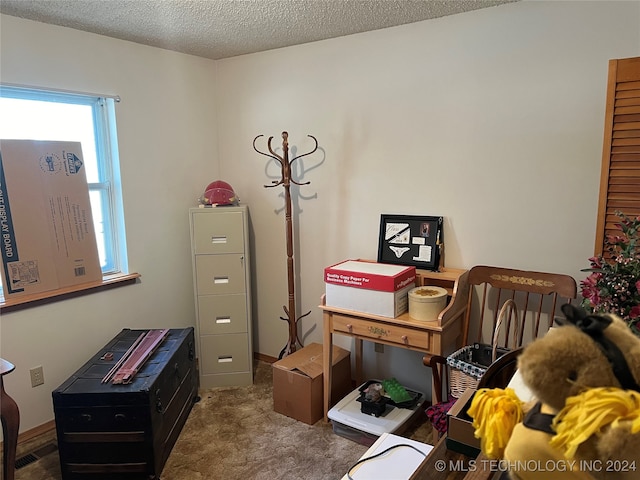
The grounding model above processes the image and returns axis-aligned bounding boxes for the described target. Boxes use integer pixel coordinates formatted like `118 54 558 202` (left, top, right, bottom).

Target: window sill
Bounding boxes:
0 273 141 314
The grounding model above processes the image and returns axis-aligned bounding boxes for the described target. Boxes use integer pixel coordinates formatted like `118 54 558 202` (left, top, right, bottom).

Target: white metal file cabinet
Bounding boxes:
189 205 253 388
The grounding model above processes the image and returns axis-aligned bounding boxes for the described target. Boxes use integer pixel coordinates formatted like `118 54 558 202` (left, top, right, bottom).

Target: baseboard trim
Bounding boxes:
254 352 277 364
17 419 56 446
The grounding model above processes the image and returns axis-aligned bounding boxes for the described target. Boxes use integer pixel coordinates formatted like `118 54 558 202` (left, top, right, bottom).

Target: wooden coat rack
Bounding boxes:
253 131 318 358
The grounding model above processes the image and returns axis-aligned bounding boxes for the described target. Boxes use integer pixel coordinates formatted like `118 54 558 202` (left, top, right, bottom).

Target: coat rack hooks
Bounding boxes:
253 131 318 358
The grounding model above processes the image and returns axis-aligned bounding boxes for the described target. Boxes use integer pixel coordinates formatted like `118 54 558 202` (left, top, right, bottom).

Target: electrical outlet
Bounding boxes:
374 343 384 353
30 366 45 387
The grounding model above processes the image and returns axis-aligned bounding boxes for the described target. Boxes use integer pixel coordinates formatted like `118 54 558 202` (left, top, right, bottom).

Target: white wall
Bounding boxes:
1 0 639 435
213 0 639 391
0 15 219 433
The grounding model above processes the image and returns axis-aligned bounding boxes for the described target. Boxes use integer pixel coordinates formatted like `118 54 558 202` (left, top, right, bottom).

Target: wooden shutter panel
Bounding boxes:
595 57 640 256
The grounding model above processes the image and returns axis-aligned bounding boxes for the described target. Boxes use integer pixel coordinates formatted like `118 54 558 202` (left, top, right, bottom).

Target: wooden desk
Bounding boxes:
410 435 501 480
1 358 19 480
321 267 469 420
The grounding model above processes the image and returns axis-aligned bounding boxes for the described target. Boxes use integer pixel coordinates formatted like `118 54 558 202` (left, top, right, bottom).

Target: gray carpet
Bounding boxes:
13 361 433 479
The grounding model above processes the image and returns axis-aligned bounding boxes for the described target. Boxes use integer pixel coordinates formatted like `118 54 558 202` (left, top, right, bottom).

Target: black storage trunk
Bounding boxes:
52 328 199 480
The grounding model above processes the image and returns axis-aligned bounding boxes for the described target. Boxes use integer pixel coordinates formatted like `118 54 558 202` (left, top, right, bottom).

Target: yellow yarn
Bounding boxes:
467 388 524 459
550 387 640 459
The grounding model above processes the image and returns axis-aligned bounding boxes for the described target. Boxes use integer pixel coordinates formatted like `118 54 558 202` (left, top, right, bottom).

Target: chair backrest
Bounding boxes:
462 265 577 350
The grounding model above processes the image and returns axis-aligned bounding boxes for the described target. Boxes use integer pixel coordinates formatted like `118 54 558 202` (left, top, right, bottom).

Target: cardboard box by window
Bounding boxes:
446 388 481 457
273 343 351 425
0 140 101 296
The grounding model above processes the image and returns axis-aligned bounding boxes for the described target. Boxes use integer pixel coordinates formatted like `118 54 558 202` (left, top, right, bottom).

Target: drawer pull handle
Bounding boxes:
401 335 408 344
114 413 127 421
214 277 229 284
216 317 231 324
218 356 233 363
346 324 353 333
155 388 164 413
80 414 92 422
211 236 227 244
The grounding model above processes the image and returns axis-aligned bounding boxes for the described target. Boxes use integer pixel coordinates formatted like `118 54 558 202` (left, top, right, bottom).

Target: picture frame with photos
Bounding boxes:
377 214 443 271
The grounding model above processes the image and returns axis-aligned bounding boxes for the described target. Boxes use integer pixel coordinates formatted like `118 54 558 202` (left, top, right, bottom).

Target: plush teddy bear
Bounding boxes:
467 303 640 480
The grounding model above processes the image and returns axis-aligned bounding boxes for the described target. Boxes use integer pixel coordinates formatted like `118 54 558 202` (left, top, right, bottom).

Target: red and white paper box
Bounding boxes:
324 260 416 318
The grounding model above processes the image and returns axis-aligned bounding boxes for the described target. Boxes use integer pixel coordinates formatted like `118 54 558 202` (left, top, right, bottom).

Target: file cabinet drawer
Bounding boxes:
192 210 245 255
200 333 250 374
195 254 246 295
198 294 248 335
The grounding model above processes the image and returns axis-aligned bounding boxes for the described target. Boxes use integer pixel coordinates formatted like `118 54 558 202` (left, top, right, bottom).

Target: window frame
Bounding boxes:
0 84 132 306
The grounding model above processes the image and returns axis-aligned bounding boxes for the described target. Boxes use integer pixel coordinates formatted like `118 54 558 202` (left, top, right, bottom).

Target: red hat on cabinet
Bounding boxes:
200 180 239 206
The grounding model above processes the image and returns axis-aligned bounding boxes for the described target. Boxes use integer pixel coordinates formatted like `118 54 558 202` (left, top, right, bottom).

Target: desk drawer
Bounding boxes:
332 315 433 352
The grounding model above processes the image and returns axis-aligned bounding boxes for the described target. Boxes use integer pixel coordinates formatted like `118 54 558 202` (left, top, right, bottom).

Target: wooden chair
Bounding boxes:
424 265 577 439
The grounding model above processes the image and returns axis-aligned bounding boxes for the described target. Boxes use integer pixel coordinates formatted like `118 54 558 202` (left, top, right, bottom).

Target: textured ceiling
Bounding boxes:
0 0 517 60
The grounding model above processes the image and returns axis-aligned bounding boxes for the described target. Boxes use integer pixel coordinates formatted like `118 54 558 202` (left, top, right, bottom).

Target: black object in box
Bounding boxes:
468 343 510 368
356 380 422 417
446 388 481 458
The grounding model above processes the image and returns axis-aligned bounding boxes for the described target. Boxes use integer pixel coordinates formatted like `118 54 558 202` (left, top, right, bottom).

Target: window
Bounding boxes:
0 85 129 295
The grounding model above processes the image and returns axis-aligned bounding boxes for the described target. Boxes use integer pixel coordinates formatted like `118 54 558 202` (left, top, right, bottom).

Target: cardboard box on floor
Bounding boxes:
0 140 101 297
273 342 351 425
